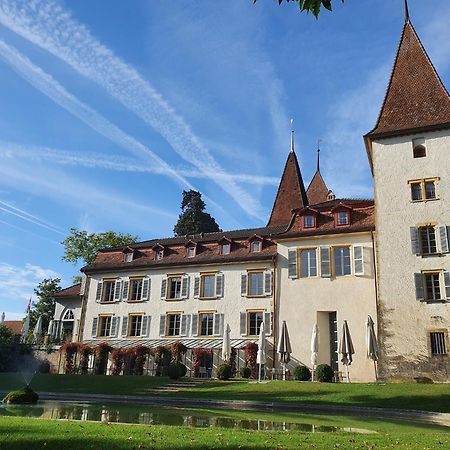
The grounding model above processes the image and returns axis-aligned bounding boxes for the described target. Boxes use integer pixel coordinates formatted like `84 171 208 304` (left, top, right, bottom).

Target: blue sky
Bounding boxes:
1 0 449 319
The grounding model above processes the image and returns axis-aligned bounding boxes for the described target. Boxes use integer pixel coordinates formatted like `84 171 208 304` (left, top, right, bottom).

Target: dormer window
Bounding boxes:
304 215 315 229
337 211 349 226
221 243 231 255
413 138 426 158
125 252 133 262
156 250 164 260
251 241 262 253
187 246 196 258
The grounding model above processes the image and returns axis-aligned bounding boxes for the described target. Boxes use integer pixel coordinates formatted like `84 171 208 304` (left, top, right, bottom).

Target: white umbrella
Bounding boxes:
339 320 355 383
277 321 292 380
310 323 319 381
33 316 43 344
47 319 55 340
0 312 5 324
256 322 266 382
221 323 231 363
21 314 30 343
366 315 378 380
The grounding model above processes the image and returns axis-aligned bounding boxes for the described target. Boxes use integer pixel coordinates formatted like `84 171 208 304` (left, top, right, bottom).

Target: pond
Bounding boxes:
0 400 377 434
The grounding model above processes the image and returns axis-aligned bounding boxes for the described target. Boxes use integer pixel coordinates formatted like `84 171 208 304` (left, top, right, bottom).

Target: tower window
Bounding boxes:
430 332 447 355
412 138 426 158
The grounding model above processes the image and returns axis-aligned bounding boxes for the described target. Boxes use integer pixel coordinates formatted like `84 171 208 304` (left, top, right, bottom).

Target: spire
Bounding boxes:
366 19 450 139
290 118 295 153
404 0 410 22
307 142 329 206
316 139 321 172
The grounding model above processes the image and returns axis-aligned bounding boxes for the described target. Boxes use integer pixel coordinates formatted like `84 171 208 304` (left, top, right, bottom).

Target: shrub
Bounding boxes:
154 346 171 376
216 364 232 380
229 347 237 377
94 342 112 375
133 345 151 376
192 348 211 378
240 366 251 379
111 349 126 376
38 360 51 374
171 342 187 363
294 365 311 381
315 364 334 383
243 342 258 378
2 386 39 404
78 345 93 375
167 363 182 380
176 362 187 377
61 342 79 374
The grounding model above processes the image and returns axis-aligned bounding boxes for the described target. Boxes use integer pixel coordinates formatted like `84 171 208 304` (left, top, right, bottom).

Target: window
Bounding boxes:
410 179 438 201
304 215 315 228
63 310 74 321
125 252 133 262
337 211 349 226
248 311 263 336
220 243 231 255
199 313 214 336
129 278 143 301
411 182 423 201
413 138 426 158
167 313 181 336
333 247 351 276
419 227 437 255
430 332 447 355
98 316 112 337
129 314 143 337
156 250 164 260
251 241 261 253
248 271 264 296
424 273 441 301
102 280 115 302
300 249 317 277
425 181 436 200
201 274 216 298
168 277 182 300
187 246 196 258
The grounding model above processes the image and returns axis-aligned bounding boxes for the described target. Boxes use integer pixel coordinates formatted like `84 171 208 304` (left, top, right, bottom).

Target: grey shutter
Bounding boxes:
122 279 129 301
410 227 421 255
141 278 150 301
111 317 119 337
159 315 166 336
193 276 200 298
264 312 272 336
240 273 248 297
444 272 450 299
160 278 167 300
320 246 331 278
181 276 189 299
95 282 103 302
353 245 364 276
114 280 122 301
216 273 224 298
264 270 273 296
142 316 151 337
414 273 425 301
438 225 449 253
191 314 199 336
91 317 98 337
214 314 224 336
240 312 247 336
288 249 298 279
121 316 128 337
180 314 189 336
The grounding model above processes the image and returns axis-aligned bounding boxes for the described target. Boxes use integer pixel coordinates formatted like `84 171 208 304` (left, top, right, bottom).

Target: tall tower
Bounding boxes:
365 7 450 380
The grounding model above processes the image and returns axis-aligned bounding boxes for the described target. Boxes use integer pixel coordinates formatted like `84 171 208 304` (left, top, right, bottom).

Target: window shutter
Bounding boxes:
438 225 449 254
216 273 224 298
320 246 331 278
114 280 122 301
191 314 199 336
91 318 98 337
121 316 128 337
444 272 450 300
180 314 190 336
141 277 150 301
353 245 364 276
142 315 151 337
111 317 119 337
410 227 420 255
95 282 103 302
288 249 298 279
214 314 224 336
264 312 272 336
160 278 167 300
193 276 200 298
414 273 425 301
240 273 248 297
240 312 247 336
181 276 190 299
159 315 166 336
122 279 129 301
264 270 273 296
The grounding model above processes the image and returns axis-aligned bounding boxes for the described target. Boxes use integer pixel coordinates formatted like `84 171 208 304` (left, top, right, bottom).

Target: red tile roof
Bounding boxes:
54 283 81 298
306 170 329 205
3 320 22 335
267 151 308 227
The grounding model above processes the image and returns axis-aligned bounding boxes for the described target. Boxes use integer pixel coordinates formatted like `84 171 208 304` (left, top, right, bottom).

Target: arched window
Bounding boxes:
63 310 74 321
412 138 426 158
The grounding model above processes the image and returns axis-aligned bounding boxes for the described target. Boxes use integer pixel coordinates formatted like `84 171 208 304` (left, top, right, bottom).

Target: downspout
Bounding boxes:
371 231 380 331
272 253 277 369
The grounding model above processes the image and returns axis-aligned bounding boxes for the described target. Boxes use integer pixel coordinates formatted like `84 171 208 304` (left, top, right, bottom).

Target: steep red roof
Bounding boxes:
54 283 81 298
3 320 22 335
366 20 450 139
306 170 329 205
267 151 308 227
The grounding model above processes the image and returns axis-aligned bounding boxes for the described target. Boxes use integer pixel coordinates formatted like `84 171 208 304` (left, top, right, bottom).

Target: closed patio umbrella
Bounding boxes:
33 316 43 344
310 323 319 381
47 319 55 338
21 313 30 344
339 320 355 382
221 323 231 363
277 321 292 380
0 312 5 324
256 322 266 382
366 315 378 380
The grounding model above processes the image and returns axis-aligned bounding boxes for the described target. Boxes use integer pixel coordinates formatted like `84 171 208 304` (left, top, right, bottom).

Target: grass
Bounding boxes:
0 415 449 450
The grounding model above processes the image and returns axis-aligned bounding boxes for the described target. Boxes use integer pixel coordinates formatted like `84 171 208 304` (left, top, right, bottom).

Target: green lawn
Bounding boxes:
0 415 448 450
1 373 450 413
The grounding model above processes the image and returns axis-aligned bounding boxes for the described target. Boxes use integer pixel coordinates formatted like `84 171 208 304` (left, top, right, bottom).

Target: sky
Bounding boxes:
1 0 450 320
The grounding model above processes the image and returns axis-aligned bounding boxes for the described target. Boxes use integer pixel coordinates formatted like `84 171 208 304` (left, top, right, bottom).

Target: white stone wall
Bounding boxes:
54 297 82 340
372 129 450 380
277 232 378 382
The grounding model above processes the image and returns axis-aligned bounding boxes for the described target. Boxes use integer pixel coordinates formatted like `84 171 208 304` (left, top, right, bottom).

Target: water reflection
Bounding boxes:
0 401 375 434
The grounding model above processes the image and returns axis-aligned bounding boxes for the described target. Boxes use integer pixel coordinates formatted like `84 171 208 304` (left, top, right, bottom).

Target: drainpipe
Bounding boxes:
272 254 277 369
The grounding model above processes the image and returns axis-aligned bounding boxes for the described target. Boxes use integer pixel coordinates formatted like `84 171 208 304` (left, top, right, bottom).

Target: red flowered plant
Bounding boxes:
154 346 171 376
111 348 126 376
94 342 112 375
61 342 79 374
229 347 237 378
192 348 211 378
243 342 258 378
133 345 151 376
78 344 93 375
170 342 187 363
123 348 137 375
